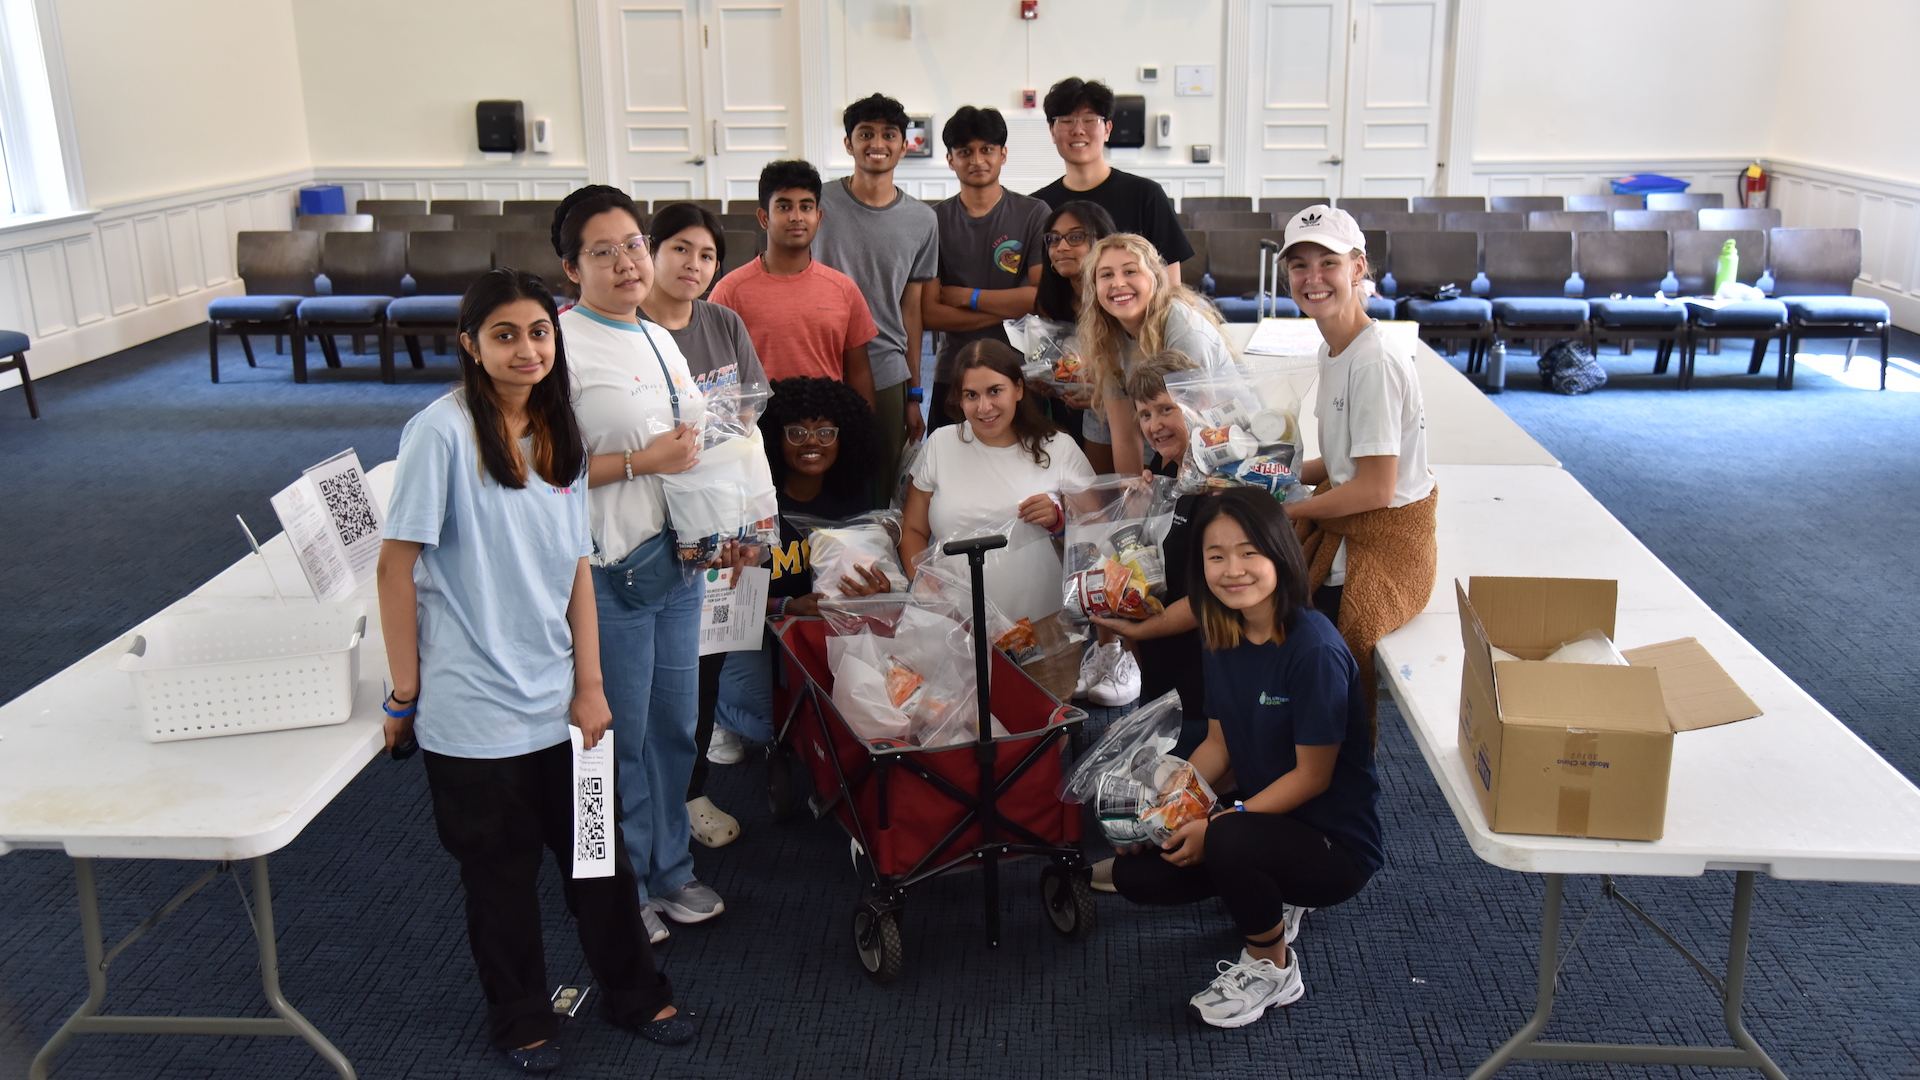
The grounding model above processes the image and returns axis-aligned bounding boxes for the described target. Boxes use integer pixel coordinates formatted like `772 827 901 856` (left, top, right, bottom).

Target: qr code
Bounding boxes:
575 775 607 863
711 605 730 625
316 471 380 546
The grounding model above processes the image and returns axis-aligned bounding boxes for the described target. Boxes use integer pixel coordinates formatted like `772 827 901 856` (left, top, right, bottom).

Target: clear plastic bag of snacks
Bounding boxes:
1164 357 1317 497
1060 691 1218 845
1005 315 1091 398
909 552 1085 702
821 595 1006 749
789 510 909 598
1059 475 1177 624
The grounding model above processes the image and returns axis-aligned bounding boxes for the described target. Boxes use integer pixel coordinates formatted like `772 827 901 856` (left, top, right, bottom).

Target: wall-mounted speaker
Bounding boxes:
476 100 525 153
1110 94 1146 149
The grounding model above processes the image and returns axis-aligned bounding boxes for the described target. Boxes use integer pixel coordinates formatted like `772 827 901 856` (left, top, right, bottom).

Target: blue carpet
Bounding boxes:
1 330 1917 1079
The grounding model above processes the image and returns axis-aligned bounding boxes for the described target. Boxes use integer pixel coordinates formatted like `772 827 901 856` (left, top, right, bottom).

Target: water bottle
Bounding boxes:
1485 338 1507 394
1714 239 1739 294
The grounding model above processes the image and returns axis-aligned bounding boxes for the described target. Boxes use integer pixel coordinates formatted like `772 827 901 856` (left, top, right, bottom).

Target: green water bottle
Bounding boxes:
1714 238 1739 293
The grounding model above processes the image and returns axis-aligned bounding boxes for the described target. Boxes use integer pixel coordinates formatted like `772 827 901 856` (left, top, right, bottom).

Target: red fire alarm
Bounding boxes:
1020 1 1038 19
1021 89 1038 109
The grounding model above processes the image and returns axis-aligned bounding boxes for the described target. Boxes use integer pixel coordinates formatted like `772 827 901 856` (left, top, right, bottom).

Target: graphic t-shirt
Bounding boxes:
813 179 940 391
767 487 873 600
659 299 767 393
383 392 592 759
1031 167 1194 266
708 257 878 384
1202 609 1384 873
931 189 1050 382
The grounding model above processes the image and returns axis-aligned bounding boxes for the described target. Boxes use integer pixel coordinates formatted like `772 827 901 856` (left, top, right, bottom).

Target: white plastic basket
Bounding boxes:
118 603 367 743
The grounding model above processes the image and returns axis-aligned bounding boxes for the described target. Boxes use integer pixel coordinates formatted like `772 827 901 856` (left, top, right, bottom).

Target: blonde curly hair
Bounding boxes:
1074 233 1224 410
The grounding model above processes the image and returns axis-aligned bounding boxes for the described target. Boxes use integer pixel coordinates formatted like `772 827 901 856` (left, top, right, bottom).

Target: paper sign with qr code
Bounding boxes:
570 727 616 879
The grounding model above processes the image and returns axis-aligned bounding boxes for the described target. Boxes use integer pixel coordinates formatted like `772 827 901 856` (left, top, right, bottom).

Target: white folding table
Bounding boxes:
1378 459 1920 1077
0 463 399 1079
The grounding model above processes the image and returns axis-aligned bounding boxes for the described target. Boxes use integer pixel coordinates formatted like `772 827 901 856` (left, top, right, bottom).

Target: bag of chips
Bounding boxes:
1164 358 1317 497
1059 475 1176 624
1005 315 1091 399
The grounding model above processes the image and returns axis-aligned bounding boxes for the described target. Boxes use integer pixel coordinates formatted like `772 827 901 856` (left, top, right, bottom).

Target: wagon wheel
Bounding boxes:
1040 863 1097 941
766 748 799 823
852 905 904 983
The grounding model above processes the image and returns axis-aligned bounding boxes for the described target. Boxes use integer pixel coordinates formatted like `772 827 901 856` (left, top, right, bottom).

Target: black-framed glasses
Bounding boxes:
583 236 649 266
1044 229 1093 249
783 425 839 445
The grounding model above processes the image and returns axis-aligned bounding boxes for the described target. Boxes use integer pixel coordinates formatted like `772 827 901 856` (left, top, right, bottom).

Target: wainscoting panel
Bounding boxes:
1766 159 1920 331
315 169 592 212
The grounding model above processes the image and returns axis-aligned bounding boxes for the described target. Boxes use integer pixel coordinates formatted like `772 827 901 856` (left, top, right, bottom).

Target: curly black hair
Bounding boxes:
757 377 877 505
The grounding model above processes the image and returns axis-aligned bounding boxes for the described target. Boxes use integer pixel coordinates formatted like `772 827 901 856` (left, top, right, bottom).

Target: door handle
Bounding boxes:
687 156 707 165
1321 155 1343 166
712 119 720 156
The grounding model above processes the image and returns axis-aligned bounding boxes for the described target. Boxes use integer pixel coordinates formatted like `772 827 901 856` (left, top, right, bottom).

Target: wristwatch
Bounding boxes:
906 387 924 402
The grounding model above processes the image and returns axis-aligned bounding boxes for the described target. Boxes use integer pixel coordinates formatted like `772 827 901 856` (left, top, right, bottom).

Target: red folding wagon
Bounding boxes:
766 536 1096 982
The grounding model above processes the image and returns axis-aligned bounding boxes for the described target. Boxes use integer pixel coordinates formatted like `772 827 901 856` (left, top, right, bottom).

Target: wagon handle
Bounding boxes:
940 534 1007 749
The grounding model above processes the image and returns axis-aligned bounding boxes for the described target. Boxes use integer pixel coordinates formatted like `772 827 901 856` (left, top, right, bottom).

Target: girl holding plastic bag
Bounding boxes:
557 186 720 942
378 270 692 1069
900 340 1093 627
1077 233 1238 476
1106 489 1382 1030
1274 206 1436 710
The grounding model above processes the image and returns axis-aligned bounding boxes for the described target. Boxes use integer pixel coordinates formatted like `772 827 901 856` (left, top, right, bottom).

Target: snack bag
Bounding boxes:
1137 756 1219 845
791 511 909 598
1059 475 1176 624
659 383 779 564
1165 358 1316 497
1006 314 1089 396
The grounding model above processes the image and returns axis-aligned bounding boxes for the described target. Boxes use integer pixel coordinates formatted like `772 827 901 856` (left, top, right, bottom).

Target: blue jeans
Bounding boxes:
713 635 775 745
594 567 703 898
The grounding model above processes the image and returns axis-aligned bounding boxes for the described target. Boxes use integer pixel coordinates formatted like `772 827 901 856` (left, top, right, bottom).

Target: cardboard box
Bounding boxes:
1455 577 1761 842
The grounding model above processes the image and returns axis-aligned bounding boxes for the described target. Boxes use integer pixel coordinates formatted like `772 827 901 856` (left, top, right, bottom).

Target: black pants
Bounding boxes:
424 742 673 1049
1112 812 1370 937
688 651 728 800
929 380 958 432
1313 583 1343 626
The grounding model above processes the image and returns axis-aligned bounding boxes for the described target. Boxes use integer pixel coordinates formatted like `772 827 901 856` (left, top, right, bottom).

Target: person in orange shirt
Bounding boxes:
708 160 878 408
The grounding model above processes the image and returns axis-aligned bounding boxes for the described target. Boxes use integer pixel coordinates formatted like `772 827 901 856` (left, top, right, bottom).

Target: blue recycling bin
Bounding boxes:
298 185 346 215
1611 173 1689 196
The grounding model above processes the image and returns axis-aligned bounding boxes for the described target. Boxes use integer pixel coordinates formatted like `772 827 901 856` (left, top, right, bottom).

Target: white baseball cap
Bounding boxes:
1281 205 1367 258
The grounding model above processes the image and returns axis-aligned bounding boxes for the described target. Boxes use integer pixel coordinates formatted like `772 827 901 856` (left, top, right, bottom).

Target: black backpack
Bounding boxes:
1538 340 1607 395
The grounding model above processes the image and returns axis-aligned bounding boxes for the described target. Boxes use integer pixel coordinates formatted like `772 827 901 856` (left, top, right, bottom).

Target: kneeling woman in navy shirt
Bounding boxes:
1111 487 1383 1028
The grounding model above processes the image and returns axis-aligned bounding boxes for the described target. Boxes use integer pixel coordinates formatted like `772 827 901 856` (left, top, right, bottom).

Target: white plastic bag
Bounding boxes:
821 596 1005 748
1543 629 1629 666
659 384 778 563
793 511 909 598
1059 475 1176 624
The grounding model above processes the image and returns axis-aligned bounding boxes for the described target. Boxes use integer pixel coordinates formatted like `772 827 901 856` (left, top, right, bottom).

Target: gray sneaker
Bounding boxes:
1188 950 1304 1028
640 905 671 944
654 881 725 924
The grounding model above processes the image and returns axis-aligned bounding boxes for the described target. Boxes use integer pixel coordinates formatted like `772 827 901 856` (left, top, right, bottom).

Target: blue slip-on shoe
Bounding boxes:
636 1011 697 1046
504 1042 563 1074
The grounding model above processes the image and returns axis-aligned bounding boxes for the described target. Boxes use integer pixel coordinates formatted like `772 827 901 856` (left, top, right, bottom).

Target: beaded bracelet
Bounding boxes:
623 450 634 482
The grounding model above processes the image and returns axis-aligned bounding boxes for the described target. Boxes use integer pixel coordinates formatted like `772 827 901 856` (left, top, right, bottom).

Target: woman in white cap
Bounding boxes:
1276 205 1436 709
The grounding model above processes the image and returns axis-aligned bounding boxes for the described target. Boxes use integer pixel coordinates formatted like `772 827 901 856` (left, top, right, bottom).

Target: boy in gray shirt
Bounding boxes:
814 92 939 499
920 106 1049 431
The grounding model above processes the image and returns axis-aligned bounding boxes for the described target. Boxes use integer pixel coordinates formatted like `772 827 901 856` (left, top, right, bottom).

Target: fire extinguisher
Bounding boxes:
1741 163 1770 209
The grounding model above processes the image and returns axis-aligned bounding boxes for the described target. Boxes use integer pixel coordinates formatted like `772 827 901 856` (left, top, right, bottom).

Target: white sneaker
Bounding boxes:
686 795 740 848
1090 857 1116 893
640 905 671 944
1074 642 1114 698
1088 647 1141 708
706 726 746 765
1282 903 1313 945
1188 950 1304 1028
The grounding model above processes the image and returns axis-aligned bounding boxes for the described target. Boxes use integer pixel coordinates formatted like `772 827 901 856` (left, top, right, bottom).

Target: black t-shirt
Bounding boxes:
769 488 871 599
1137 454 1206 720
1203 609 1383 873
1031 167 1194 266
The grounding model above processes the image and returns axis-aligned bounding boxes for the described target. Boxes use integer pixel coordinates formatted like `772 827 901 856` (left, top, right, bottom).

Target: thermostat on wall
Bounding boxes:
1191 144 1212 164
1138 65 1160 82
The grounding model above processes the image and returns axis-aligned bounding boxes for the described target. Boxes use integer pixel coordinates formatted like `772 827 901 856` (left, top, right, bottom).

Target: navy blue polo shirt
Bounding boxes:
1202 608 1384 873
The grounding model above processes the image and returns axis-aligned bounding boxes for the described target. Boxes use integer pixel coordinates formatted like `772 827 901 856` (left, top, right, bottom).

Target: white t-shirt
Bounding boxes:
565 305 707 564
910 423 1095 623
1314 320 1433 585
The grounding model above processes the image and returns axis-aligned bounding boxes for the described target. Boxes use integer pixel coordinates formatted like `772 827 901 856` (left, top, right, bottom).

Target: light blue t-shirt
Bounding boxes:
383 392 593 758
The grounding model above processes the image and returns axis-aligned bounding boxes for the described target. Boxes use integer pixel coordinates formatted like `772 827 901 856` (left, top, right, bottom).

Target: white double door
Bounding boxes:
595 0 802 204
1244 0 1452 200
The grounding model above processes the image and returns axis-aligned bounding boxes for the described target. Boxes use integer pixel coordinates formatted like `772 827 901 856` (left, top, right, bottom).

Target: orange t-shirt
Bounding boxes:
707 257 878 383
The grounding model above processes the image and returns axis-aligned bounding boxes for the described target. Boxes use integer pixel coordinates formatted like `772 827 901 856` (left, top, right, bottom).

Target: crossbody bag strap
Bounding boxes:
639 322 681 423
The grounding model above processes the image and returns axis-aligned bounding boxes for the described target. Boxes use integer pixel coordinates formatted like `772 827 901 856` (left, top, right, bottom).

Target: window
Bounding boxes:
0 0 82 219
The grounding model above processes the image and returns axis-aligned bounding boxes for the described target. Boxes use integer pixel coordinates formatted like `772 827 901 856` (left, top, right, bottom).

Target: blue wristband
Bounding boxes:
970 288 982 311
382 699 417 719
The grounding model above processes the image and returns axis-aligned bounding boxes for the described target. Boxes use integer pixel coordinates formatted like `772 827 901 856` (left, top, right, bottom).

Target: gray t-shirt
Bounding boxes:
931 189 1049 383
658 299 767 395
813 178 939 391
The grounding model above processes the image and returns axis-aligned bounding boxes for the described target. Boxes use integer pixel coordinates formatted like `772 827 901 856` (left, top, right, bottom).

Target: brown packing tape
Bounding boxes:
1556 786 1592 837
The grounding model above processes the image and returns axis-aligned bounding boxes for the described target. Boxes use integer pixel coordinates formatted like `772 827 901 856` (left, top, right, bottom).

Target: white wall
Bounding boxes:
825 0 1228 196
55 0 312 207
1768 0 1920 182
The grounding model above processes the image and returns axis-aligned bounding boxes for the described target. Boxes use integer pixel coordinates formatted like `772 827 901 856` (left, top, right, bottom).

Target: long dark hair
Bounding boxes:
947 339 1057 467
647 202 727 266
1186 489 1312 652
551 184 645 267
757 377 877 506
456 269 586 489
1035 200 1117 321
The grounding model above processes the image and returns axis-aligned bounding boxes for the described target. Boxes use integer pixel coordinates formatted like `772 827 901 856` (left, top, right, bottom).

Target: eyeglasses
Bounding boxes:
783 425 840 445
582 237 649 266
1051 116 1106 133
1044 229 1093 249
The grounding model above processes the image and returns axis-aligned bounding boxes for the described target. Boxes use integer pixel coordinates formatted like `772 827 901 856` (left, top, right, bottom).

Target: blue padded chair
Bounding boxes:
1672 229 1787 389
1576 231 1685 377
1486 232 1588 370
1771 227 1892 390
0 329 37 418
383 231 495 379
1390 231 1492 367
207 231 320 383
294 232 404 383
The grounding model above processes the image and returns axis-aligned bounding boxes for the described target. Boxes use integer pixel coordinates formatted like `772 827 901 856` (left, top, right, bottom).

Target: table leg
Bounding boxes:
1722 871 1790 1080
1466 873 1564 1080
27 856 357 1080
